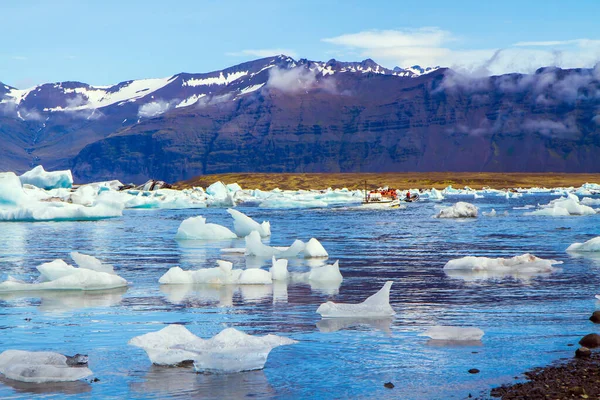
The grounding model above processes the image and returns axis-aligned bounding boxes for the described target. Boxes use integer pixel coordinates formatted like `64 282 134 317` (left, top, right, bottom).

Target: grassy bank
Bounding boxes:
174 172 600 191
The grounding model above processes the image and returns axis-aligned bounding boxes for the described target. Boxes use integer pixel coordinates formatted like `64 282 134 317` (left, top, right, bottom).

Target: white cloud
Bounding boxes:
323 28 600 75
266 67 336 94
138 99 176 118
226 49 298 59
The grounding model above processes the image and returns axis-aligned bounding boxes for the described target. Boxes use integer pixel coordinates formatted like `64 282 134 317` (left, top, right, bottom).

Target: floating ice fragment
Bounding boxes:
70 252 115 275
526 194 596 216
270 257 289 281
316 281 394 318
0 350 92 383
244 231 305 258
443 254 561 273
19 166 73 190
434 202 478 218
303 238 329 258
175 216 237 240
159 260 272 285
226 209 271 237
567 237 600 252
292 261 343 284
129 325 297 372
419 326 484 341
0 259 127 292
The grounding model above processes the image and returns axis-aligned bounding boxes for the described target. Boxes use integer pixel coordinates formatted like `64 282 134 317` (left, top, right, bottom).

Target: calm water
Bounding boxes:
0 195 599 399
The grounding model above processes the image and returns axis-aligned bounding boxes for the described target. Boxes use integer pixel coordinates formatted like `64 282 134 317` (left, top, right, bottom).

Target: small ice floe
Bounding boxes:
444 254 561 274
567 237 600 252
245 231 305 258
0 257 128 292
581 197 600 206
595 294 600 301
316 281 395 318
269 257 289 281
512 205 535 210
129 325 297 372
19 165 73 190
303 238 329 258
482 209 508 217
226 209 271 237
159 260 272 285
0 350 92 383
175 216 237 240
292 261 343 284
525 194 596 216
434 202 478 218
419 326 484 341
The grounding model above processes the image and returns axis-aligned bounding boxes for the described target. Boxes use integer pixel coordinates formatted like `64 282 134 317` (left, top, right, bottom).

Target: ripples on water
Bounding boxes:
0 196 599 399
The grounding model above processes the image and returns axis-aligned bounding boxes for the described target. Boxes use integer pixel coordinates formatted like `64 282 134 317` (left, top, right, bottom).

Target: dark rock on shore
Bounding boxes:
575 347 591 358
579 333 600 348
590 311 600 323
490 352 600 398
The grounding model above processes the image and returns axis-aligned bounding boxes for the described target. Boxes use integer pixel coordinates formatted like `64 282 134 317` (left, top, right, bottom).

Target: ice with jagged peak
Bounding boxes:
71 251 115 274
435 202 478 218
270 257 289 281
292 261 343 284
159 260 272 285
419 326 484 341
567 237 600 252
0 259 128 291
226 208 271 237
303 238 329 258
526 194 596 216
0 350 92 383
19 165 73 190
317 281 394 318
427 188 444 201
175 216 237 240
0 172 28 205
444 254 561 273
244 231 306 258
129 325 297 372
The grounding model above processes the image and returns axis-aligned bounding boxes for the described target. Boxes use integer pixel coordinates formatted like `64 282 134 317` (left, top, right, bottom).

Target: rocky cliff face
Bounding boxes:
1 57 599 183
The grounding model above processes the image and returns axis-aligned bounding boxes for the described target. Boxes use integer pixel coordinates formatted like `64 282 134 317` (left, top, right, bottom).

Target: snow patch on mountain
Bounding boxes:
184 71 248 87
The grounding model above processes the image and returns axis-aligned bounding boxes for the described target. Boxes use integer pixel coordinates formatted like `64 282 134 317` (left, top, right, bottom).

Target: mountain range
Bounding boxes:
1 55 599 183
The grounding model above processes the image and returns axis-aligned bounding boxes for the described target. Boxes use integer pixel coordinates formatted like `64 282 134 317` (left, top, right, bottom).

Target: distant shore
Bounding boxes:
175 172 600 191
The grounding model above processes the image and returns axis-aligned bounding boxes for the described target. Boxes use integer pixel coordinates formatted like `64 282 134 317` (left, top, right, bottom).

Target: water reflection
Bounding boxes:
129 365 275 399
444 269 554 282
425 339 484 347
316 317 393 333
160 284 235 307
0 376 92 395
0 287 128 312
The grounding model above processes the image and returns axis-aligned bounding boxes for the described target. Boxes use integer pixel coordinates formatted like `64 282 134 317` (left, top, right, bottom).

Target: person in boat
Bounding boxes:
406 191 411 200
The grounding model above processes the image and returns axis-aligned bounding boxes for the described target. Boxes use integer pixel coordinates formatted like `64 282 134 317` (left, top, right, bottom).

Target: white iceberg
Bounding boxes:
226 209 271 237
292 261 343 284
159 260 272 285
129 325 297 372
419 326 484 341
0 350 92 383
70 252 115 275
19 166 73 190
0 172 29 205
316 281 395 318
443 254 561 273
526 194 596 216
244 231 305 258
435 202 478 218
175 216 237 240
270 257 289 281
303 238 329 258
567 237 600 252
0 259 128 292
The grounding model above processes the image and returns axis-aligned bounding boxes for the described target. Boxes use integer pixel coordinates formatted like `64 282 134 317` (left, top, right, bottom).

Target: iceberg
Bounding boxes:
443 254 561 273
303 238 329 258
19 166 73 190
159 260 272 285
70 252 115 274
0 350 92 383
270 257 289 281
0 259 128 292
129 325 297 372
292 261 343 284
434 202 478 218
244 231 305 258
419 326 484 341
175 216 237 240
526 194 596 216
567 237 600 252
0 172 29 205
316 281 395 318
226 209 271 237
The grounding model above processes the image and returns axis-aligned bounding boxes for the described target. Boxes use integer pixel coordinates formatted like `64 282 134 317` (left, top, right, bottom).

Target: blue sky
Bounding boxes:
1 0 599 87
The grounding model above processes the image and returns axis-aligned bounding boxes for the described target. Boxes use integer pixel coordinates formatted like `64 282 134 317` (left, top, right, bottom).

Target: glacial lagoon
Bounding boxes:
0 195 599 399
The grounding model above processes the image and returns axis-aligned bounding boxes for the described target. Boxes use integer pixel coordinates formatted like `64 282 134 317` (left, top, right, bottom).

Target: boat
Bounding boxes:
361 185 404 208
403 191 420 202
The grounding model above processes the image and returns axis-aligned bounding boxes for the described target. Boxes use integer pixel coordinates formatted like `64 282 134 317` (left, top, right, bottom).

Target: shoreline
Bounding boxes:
486 352 600 399
174 172 600 191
